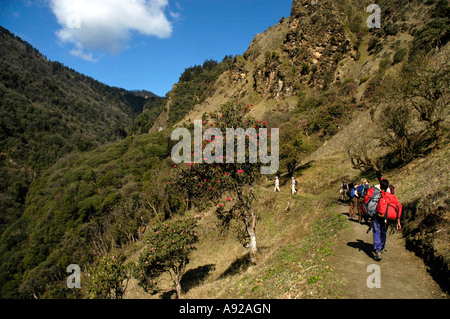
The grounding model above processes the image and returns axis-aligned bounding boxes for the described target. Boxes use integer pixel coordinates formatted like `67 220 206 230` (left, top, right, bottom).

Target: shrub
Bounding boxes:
136 216 200 298
367 37 382 54
368 52 449 166
86 254 132 299
279 123 316 176
341 82 358 96
379 58 392 69
410 18 449 55
393 48 408 65
359 76 369 85
310 102 352 138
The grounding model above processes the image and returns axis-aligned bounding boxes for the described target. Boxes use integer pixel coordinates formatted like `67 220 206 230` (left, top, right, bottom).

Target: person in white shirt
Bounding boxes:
274 176 280 192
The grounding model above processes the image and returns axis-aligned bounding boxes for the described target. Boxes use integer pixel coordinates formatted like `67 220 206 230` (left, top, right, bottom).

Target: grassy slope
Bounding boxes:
123 104 448 298
123 122 359 299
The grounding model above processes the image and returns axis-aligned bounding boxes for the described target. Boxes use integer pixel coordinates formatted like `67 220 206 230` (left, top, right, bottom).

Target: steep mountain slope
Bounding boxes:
161 0 448 127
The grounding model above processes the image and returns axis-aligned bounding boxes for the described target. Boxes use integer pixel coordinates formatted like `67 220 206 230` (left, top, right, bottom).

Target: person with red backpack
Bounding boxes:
371 178 402 261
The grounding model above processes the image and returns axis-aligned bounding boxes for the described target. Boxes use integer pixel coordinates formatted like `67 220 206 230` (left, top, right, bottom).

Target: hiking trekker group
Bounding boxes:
339 177 403 261
273 176 298 195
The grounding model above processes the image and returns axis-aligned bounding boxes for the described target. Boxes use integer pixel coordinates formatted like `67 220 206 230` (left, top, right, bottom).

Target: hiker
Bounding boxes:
348 183 358 220
360 179 370 223
362 178 370 192
274 176 280 192
339 181 349 201
291 177 297 194
372 178 397 261
356 180 366 224
374 177 391 193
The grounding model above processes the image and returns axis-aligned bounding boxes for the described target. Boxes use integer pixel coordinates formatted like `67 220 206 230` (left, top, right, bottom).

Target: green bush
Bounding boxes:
136 216 200 298
379 58 392 69
393 48 408 65
410 17 449 55
367 37 382 54
86 254 132 299
310 102 352 138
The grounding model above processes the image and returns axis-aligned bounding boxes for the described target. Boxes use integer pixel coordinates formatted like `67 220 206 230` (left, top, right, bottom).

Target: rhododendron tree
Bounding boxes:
136 215 200 299
169 101 274 263
86 254 132 299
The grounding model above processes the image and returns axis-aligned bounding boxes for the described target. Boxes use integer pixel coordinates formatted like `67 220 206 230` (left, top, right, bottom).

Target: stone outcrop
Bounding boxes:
243 0 353 99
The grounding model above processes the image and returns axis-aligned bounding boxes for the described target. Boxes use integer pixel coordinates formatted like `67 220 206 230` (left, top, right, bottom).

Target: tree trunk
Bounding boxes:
245 189 259 263
246 212 259 263
237 185 259 263
174 274 182 299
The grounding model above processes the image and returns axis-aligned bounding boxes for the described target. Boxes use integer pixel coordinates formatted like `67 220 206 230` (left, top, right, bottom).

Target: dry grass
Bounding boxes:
390 144 450 204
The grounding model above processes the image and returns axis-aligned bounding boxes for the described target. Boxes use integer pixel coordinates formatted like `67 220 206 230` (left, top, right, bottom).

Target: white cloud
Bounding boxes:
50 0 173 61
169 1 182 19
70 47 97 62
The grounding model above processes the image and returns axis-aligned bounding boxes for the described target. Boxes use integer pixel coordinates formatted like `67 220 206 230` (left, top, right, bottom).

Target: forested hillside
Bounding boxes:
0 26 167 297
0 26 165 236
0 131 177 298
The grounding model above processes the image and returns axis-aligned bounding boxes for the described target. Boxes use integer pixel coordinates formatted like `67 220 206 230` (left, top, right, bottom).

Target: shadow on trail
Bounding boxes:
182 264 216 293
218 253 251 279
161 263 216 299
347 239 374 259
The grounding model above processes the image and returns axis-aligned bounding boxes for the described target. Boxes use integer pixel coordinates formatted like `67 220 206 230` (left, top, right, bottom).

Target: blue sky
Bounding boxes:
0 0 292 97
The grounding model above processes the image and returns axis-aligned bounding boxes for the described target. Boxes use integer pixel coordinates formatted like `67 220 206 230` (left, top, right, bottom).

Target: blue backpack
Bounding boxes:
356 184 365 197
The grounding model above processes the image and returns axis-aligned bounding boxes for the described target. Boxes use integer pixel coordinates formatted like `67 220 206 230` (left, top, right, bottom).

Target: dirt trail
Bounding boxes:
327 202 448 299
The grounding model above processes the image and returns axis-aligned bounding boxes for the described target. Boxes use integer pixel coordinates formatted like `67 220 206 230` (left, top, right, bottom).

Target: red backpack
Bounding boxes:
377 191 402 222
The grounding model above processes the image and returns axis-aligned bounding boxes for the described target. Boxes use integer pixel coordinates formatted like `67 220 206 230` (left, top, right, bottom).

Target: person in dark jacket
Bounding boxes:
356 180 366 224
348 183 358 220
339 181 349 201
